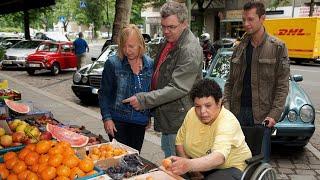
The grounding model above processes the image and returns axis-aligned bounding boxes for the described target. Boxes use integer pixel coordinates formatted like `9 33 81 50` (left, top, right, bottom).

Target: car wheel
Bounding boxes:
27 69 35 75
51 63 60 75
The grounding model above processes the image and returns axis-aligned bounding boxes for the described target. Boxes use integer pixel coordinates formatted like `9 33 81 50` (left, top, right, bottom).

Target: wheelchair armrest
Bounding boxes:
245 154 264 164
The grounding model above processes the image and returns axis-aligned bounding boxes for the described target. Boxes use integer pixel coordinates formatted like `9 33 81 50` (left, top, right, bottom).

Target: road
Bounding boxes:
1 43 320 179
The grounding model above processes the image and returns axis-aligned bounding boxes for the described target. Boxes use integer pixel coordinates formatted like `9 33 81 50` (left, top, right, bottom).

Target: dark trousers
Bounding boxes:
202 167 243 180
237 107 271 162
108 121 146 152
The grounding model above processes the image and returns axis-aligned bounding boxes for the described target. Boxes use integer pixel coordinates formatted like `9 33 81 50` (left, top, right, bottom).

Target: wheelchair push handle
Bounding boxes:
262 120 269 127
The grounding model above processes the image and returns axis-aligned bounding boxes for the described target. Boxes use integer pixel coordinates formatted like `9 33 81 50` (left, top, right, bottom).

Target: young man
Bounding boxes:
223 1 290 162
123 1 203 157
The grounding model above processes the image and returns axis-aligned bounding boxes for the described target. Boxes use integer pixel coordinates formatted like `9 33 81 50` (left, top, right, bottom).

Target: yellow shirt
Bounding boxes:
176 106 252 171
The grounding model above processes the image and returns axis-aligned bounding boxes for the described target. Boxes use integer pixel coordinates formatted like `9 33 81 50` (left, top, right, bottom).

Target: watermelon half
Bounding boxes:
4 99 30 114
46 123 89 147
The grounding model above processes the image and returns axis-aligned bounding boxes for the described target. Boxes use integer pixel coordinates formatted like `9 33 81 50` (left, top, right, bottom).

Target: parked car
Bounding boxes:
205 48 315 147
1 40 43 69
72 43 158 103
0 38 23 49
72 45 118 103
25 41 77 75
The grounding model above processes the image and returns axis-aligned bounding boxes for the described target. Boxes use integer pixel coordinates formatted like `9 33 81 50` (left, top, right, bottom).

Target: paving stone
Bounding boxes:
277 174 289 180
289 175 317 180
316 170 320 174
311 165 320 170
278 168 295 174
278 159 295 168
295 169 317 175
294 163 311 169
309 157 320 165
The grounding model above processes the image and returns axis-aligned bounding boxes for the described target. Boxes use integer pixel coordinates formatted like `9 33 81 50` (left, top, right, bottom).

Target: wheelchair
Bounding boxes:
240 125 277 180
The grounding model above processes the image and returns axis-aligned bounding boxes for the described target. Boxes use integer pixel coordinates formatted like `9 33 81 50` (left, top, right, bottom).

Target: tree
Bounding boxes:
269 0 291 10
193 0 214 36
112 0 133 43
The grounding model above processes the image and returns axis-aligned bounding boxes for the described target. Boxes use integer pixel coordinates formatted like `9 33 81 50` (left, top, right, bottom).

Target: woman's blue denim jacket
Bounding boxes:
98 54 154 125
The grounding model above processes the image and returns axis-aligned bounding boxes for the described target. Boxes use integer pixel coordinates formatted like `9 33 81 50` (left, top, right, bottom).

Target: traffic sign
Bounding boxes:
59 16 65 22
80 1 86 8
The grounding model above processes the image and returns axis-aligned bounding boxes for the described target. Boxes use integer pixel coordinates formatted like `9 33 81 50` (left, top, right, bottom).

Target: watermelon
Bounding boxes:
46 123 89 147
4 99 30 114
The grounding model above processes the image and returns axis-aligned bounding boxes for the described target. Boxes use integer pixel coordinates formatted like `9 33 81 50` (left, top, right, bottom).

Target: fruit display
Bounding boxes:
25 115 61 127
106 154 148 180
0 89 21 101
87 144 127 161
46 124 89 147
0 140 99 180
4 99 29 114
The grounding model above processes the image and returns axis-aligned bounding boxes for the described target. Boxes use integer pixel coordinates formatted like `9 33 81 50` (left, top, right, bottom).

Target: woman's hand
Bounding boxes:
103 120 117 137
170 156 193 176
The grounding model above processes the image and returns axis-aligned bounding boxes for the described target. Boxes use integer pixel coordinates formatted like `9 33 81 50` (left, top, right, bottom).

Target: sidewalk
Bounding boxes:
1 74 164 166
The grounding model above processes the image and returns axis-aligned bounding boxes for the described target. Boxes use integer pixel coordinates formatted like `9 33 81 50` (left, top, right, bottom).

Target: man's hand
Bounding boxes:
122 96 142 110
264 117 276 128
170 156 192 176
103 120 117 137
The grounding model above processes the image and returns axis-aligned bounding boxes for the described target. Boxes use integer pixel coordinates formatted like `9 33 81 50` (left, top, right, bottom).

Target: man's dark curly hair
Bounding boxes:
190 79 222 104
243 1 266 18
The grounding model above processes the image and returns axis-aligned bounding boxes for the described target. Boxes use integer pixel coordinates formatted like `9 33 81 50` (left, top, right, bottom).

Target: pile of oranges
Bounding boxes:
87 144 127 161
0 140 96 180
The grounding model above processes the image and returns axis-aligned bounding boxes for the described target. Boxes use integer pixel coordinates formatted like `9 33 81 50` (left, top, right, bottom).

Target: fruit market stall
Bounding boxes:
0 80 184 180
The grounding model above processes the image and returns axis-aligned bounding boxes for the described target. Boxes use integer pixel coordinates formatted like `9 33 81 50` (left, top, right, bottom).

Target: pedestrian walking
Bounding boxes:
73 32 89 69
123 1 203 157
223 1 290 162
98 24 153 152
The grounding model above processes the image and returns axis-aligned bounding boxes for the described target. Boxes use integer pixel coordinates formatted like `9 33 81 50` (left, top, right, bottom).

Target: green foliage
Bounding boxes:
0 46 5 60
269 0 291 9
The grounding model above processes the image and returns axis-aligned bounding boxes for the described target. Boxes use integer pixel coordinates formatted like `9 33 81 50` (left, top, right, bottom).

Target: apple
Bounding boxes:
30 127 41 138
0 135 13 147
0 127 5 136
12 132 27 143
11 119 22 129
40 131 52 140
16 124 27 132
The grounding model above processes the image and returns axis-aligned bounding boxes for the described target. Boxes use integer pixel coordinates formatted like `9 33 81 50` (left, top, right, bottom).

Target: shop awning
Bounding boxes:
0 0 55 15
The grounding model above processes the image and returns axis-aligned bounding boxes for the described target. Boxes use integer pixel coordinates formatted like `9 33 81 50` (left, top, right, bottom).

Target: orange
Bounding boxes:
56 165 71 177
39 154 50 164
18 148 31 160
25 144 36 151
55 176 70 180
40 166 56 180
37 163 49 173
17 170 30 180
63 155 79 168
4 152 17 162
0 168 9 179
7 173 18 180
12 160 27 174
24 152 39 166
86 170 97 176
5 157 18 170
78 159 94 173
162 158 172 169
26 172 39 180
35 140 51 154
30 164 39 173
0 163 6 169
63 147 75 157
48 146 63 155
48 154 63 167
69 167 85 179
57 141 71 149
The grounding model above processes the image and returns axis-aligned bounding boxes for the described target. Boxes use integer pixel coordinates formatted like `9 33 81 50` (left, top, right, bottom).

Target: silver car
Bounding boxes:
1 40 43 68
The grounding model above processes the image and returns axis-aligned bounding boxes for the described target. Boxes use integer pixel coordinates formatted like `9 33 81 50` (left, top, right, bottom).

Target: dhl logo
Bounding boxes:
276 29 306 36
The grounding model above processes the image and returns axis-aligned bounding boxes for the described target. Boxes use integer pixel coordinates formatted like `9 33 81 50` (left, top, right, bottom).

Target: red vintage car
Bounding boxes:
25 41 77 75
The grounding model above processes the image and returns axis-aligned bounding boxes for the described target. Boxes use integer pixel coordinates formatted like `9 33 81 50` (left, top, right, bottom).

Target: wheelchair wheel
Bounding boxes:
250 163 276 180
241 161 261 180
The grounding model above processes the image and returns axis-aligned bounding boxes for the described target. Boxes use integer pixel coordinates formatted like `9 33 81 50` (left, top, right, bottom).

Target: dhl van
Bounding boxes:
264 17 320 63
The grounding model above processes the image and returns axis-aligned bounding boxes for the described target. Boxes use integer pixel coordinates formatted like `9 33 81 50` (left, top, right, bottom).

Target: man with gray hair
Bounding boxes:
123 1 203 157
73 32 89 69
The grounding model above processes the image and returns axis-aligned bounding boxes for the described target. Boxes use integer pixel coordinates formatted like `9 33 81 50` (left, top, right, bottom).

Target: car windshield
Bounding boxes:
97 45 118 62
209 51 232 79
12 41 42 49
37 43 59 52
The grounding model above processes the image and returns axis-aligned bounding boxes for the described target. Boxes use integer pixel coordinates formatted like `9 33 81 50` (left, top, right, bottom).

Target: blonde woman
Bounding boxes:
98 24 153 152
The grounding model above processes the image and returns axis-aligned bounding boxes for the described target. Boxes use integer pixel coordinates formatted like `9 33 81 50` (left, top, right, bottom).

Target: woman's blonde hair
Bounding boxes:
118 24 146 59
